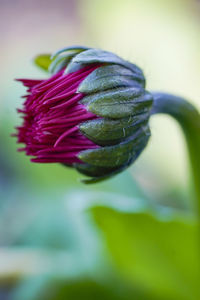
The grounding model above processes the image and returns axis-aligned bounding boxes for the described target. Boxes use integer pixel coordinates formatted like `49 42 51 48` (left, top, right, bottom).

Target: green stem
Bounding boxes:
151 92 200 217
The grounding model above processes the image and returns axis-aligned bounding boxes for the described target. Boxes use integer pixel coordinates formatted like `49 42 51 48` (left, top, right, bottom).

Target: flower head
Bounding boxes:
15 46 152 182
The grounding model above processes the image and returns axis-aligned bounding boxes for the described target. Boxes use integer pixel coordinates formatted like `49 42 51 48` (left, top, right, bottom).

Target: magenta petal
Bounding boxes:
15 65 100 165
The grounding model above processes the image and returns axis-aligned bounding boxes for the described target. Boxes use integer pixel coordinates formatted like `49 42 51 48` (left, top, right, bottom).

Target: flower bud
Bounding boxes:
15 46 152 182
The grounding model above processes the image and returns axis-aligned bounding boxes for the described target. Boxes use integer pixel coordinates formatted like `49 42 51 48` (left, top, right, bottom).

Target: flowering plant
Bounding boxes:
15 46 153 183
12 46 200 300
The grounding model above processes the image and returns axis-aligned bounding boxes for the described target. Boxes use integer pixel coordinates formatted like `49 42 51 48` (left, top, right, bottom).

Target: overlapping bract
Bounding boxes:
16 46 153 182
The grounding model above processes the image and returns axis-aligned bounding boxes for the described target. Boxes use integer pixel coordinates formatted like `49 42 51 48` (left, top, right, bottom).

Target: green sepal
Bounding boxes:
78 163 130 184
80 75 139 94
65 49 145 85
51 46 89 59
78 65 142 94
34 54 52 71
49 54 75 74
78 126 150 168
64 62 88 74
81 175 114 184
80 159 133 184
79 114 148 146
75 151 138 184
49 46 89 74
82 86 142 105
82 88 152 119
74 162 119 178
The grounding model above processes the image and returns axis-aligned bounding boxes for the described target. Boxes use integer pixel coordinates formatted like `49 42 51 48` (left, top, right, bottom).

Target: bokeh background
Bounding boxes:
0 0 200 299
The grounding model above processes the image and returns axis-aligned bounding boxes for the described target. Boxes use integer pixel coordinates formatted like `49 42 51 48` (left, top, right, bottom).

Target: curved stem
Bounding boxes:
151 92 200 217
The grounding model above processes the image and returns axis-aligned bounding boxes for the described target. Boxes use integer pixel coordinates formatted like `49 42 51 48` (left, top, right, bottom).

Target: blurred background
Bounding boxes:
0 0 199 299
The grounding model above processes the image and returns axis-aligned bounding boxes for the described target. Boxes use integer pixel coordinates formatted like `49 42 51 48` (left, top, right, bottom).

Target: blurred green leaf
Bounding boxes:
34 54 51 71
91 204 199 300
13 275 156 300
3 191 199 300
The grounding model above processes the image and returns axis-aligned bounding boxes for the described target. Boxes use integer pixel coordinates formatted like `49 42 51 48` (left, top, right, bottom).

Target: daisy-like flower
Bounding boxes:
15 46 153 182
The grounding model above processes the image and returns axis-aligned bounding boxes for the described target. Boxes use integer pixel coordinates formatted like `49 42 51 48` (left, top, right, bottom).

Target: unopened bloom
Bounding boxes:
15 46 152 182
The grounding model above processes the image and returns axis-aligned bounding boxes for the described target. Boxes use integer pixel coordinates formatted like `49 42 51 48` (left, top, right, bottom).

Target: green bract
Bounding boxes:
36 46 153 183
